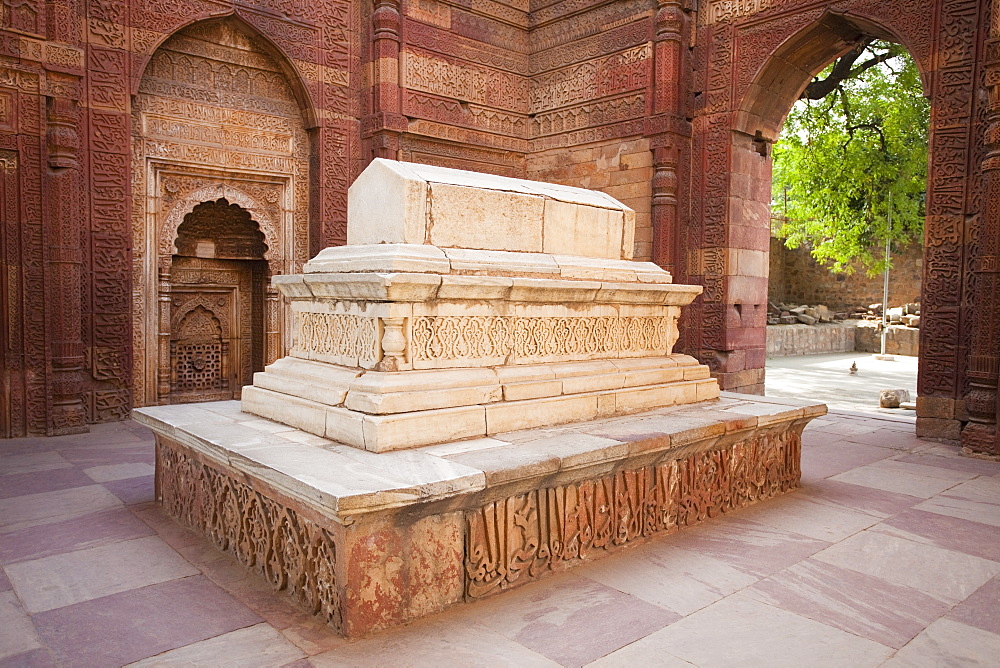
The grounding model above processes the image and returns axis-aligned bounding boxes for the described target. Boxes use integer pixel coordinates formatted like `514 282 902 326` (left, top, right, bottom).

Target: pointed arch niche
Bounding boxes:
132 17 312 405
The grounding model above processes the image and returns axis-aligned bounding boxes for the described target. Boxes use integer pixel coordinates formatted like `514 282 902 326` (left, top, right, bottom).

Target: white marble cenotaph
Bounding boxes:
135 160 825 638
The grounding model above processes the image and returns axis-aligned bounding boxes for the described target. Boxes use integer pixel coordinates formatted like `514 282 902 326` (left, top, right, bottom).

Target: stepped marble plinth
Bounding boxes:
241 159 718 451
135 393 826 637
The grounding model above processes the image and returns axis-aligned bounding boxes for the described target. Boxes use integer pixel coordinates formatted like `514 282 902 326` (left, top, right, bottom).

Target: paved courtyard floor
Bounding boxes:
766 352 919 416
1 410 999 667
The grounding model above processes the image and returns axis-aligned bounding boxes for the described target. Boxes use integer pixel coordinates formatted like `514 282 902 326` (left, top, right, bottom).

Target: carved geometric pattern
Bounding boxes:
157 442 342 630
297 312 380 364
466 429 801 598
411 315 672 362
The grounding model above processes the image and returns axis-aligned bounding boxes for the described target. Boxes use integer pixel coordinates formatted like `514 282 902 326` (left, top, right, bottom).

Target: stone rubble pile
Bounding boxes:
767 301 921 328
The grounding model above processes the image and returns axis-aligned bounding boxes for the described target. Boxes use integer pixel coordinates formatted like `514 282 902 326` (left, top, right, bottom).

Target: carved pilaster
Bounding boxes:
43 75 87 435
368 0 405 159
962 7 1000 457
649 1 688 277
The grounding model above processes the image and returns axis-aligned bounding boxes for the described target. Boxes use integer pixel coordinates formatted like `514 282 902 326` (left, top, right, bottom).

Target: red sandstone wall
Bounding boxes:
769 239 924 310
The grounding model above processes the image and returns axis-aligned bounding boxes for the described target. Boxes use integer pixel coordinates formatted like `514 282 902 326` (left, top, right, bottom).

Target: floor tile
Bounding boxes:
746 558 951 648
33 575 261 666
884 617 1000 667
873 458 979 483
0 466 92 500
0 570 10 591
830 464 961 499
58 444 154 468
463 572 678 666
127 623 305 667
842 428 929 451
915 477 1000 527
0 485 122 534
664 516 830 578
309 614 557 667
894 452 1000 477
578 542 758 616
0 647 57 667
871 508 1000 562
800 440 894 479
799 478 922 518
734 491 881 542
0 507 155 565
946 577 1000 637
83 462 155 483
0 591 43 660
0 451 73 476
591 594 894 667
6 535 200 613
812 531 1000 604
103 474 156 505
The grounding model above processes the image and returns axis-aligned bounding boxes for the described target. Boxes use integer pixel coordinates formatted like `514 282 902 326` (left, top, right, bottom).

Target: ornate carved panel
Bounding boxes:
156 441 342 630
133 18 311 406
466 429 801 598
411 315 675 363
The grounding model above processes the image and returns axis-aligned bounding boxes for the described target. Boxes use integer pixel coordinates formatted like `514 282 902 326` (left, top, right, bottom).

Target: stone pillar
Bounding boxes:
962 6 1000 457
366 0 407 160
43 76 88 435
649 0 687 278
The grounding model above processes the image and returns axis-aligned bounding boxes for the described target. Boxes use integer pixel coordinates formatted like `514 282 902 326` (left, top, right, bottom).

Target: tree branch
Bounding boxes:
800 39 905 101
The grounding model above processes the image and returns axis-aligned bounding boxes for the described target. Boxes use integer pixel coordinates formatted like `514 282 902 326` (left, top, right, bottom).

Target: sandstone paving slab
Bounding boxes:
883 617 1000 667
830 464 963 499
733 490 883 542
0 451 73 476
811 531 1000 604
576 542 758 617
6 535 200 613
0 485 122 534
946 576 1000 637
57 444 155 468
309 613 559 668
126 623 305 667
799 440 896 480
895 451 1000 477
32 576 262 667
0 569 10 591
842 428 930 451
746 558 951 648
102 474 156 505
0 466 92 499
83 461 155 483
0 647 56 666
0 591 43 660
589 594 894 667
915 476 1000 528
0 507 155 565
871 458 981 483
797 478 922 519
662 516 831 579
871 508 1000 562
457 572 678 667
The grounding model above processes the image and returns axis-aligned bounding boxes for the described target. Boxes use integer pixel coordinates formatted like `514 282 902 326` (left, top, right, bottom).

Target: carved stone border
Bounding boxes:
465 428 801 598
155 440 343 631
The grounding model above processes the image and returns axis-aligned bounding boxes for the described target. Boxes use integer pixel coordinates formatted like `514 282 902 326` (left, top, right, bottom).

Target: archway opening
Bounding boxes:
734 14 929 415
167 198 269 403
132 17 313 406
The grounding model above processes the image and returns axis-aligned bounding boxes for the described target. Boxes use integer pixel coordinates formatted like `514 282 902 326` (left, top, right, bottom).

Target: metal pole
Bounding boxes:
880 194 892 358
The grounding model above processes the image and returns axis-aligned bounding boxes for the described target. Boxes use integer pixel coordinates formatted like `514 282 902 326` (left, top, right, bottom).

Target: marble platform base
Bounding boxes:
134 393 825 638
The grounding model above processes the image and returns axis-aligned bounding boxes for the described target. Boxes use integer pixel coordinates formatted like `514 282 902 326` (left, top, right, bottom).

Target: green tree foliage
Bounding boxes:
771 40 929 275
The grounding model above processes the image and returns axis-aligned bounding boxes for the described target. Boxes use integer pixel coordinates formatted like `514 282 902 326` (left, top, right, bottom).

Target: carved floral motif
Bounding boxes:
411 315 673 362
157 442 342 629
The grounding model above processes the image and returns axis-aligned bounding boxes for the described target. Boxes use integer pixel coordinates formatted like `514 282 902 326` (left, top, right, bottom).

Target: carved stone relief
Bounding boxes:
132 19 310 406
